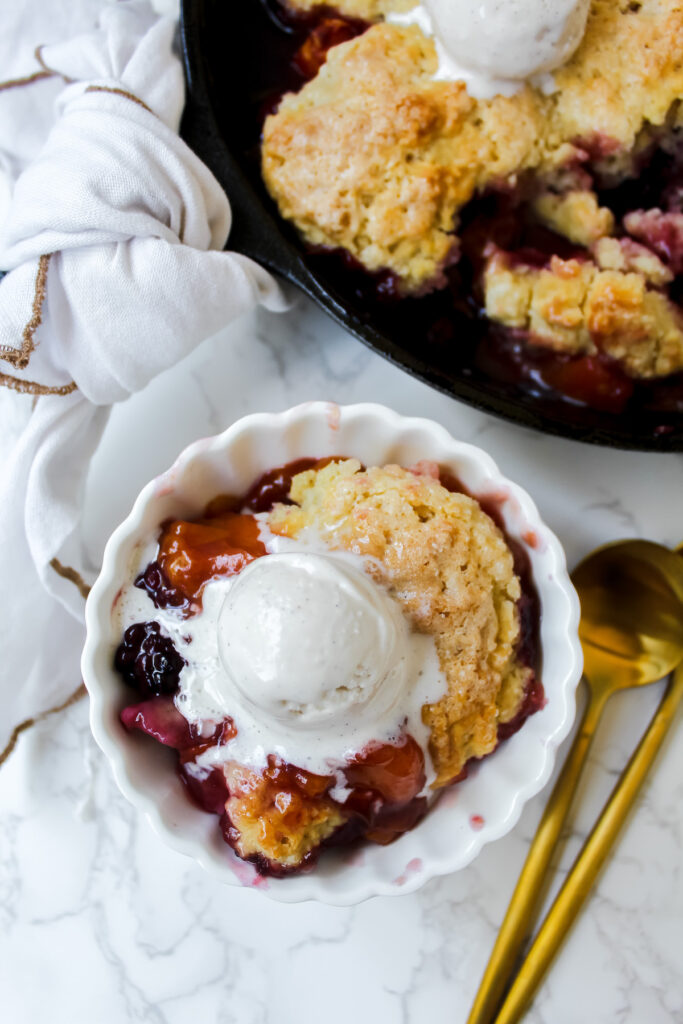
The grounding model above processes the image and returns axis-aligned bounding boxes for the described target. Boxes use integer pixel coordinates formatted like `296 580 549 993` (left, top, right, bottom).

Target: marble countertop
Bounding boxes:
1 293 682 1023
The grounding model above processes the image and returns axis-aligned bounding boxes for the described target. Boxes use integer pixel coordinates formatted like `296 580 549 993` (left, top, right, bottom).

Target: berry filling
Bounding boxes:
292 13 368 79
115 621 186 697
121 696 200 750
154 510 266 611
135 561 188 615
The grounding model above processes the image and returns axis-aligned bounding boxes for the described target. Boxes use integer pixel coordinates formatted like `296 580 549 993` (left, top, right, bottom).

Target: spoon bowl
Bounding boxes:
573 539 683 690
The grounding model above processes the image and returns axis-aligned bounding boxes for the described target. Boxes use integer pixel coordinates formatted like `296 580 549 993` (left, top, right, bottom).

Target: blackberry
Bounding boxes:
135 561 187 611
114 621 185 697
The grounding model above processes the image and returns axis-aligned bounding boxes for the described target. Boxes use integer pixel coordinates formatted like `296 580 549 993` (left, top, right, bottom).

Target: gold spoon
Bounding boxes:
467 539 683 1024
493 660 683 1023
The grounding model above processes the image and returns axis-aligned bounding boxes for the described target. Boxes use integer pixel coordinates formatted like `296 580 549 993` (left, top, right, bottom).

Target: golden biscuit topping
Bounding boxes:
264 2 683 288
484 248 683 377
263 2 683 386
269 460 532 786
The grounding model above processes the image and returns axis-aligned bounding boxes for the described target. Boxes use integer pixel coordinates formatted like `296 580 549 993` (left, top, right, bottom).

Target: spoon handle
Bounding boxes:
493 664 683 1024
466 682 610 1024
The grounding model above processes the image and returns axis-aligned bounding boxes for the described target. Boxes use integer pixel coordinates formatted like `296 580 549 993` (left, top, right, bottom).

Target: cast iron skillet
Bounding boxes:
179 0 683 450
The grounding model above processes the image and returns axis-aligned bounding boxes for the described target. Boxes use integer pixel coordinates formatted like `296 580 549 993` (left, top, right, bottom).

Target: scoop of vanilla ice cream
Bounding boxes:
216 552 409 727
424 0 590 81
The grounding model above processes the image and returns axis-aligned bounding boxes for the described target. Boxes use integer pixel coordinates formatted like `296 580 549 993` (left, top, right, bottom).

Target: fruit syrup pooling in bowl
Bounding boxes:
114 458 544 878
257 3 683 424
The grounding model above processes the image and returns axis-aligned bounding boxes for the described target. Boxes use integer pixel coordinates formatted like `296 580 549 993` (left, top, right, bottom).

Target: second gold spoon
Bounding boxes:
467 538 683 1024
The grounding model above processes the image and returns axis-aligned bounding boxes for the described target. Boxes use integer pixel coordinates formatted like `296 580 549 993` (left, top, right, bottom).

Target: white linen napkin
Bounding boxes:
0 0 287 754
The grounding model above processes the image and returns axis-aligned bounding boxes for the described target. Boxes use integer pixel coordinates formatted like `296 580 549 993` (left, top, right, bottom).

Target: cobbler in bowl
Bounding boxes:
112 457 541 876
83 403 581 901
258 0 683 419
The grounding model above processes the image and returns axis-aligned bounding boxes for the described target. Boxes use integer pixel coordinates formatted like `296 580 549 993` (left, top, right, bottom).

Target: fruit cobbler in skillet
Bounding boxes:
260 0 683 411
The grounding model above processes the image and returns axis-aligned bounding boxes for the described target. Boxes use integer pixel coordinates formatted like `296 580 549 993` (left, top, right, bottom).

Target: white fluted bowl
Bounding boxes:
82 402 582 905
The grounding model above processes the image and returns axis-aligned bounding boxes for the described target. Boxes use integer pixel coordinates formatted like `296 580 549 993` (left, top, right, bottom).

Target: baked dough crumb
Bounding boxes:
269 460 533 787
263 1 683 379
484 247 683 377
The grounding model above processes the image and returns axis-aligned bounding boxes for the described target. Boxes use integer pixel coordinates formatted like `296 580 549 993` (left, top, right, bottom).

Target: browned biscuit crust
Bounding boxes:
223 761 346 869
484 248 683 377
263 1 683 378
263 2 683 287
269 460 532 787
